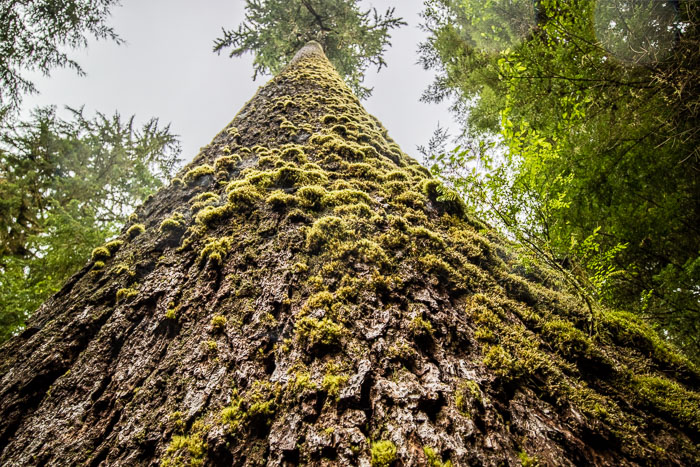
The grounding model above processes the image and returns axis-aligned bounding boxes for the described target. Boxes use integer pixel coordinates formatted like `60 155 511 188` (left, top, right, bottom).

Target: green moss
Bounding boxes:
541 319 591 358
127 223 146 239
194 204 233 227
288 370 317 394
454 380 482 417
295 316 344 349
345 162 379 179
214 154 241 172
266 190 297 210
322 189 372 207
410 315 434 337
116 287 138 303
281 145 307 163
220 390 246 430
296 185 327 210
111 263 136 278
306 216 350 251
211 315 227 331
518 450 540 467
274 165 327 188
162 420 207 467
370 440 397 467
320 114 337 125
183 164 215 185
220 383 279 432
634 374 700 431
92 260 105 270
190 192 219 212
339 239 389 266
91 246 111 262
293 262 309 274
171 177 184 187
226 184 263 210
421 179 465 217
165 302 179 320
424 447 452 467
482 345 519 380
322 363 348 399
104 240 123 254
160 212 186 232
602 310 693 371
199 236 232 266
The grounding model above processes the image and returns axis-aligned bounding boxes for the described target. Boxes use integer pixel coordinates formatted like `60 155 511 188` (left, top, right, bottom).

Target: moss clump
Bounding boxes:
190 192 219 212
518 450 540 467
482 345 519 381
322 188 372 207
370 440 397 467
295 316 344 349
410 315 434 338
281 145 307 163
266 190 297 210
454 380 482 417
634 374 700 431
296 185 327 210
92 261 105 270
195 204 233 227
199 236 233 266
220 384 279 432
104 240 123 254
220 390 246 430
127 223 146 239
322 363 348 399
183 164 215 185
116 287 138 303
171 177 184 187
227 185 263 210
421 179 465 217
165 302 179 320
91 246 111 262
211 315 227 331
289 370 317 394
160 212 186 232
541 319 591 358
214 154 241 172
162 420 208 467
424 446 452 467
305 216 350 251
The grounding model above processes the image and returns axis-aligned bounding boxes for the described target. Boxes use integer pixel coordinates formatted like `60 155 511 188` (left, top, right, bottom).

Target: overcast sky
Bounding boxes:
22 0 456 167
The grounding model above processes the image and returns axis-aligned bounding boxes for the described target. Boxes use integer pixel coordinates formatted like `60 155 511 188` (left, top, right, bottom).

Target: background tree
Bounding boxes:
0 107 180 342
214 0 406 100
420 0 700 360
0 0 122 116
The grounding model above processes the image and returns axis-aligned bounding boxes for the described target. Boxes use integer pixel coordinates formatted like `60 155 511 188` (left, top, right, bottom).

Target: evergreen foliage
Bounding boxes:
0 0 122 115
213 0 406 99
0 107 180 342
420 0 700 361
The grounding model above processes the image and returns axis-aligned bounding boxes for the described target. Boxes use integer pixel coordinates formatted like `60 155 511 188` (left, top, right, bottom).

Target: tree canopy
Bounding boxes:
0 107 180 342
420 0 700 360
0 0 122 115
213 0 406 100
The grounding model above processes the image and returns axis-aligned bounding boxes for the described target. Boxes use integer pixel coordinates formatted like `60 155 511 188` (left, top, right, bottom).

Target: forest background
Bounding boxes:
0 0 697 363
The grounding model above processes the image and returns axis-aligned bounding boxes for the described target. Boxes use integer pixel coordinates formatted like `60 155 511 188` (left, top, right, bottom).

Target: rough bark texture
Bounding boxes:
0 42 698 466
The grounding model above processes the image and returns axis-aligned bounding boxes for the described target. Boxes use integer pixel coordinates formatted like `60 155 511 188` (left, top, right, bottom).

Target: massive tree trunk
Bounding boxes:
0 42 698 466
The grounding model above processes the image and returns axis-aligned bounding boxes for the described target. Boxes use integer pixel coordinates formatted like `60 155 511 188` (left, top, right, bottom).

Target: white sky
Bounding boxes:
22 0 456 167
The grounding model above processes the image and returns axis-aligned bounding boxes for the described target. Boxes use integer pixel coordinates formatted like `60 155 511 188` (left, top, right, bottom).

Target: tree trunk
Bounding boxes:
0 41 697 466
